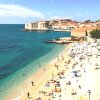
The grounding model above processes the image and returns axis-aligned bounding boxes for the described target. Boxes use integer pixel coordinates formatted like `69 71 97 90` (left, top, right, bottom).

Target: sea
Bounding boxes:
0 24 71 99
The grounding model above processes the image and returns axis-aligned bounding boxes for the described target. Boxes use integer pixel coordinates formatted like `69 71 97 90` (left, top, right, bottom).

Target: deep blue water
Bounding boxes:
0 24 69 80
0 24 70 99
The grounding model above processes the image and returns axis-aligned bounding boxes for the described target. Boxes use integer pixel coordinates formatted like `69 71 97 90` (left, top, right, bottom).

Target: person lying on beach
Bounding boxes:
55 64 59 70
54 87 61 93
94 67 100 70
66 81 71 85
44 82 50 87
36 97 42 100
67 60 71 64
71 91 77 95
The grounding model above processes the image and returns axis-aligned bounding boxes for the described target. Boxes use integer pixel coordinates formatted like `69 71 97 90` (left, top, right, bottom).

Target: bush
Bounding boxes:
90 29 100 39
71 36 76 40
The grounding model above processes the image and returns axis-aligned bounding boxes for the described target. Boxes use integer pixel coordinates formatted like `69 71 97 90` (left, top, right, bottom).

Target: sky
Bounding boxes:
0 0 100 24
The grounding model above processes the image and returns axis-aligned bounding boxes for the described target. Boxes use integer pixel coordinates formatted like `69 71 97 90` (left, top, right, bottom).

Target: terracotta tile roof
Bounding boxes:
71 27 99 32
60 22 78 26
60 23 67 26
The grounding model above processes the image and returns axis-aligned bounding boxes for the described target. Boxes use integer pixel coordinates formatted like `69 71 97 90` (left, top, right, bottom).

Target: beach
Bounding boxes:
4 37 100 100
5 44 69 100
1 0 100 100
0 25 71 100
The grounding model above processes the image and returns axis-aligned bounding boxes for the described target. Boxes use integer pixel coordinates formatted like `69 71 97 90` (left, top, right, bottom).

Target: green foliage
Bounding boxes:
71 35 75 39
90 29 100 39
71 35 76 40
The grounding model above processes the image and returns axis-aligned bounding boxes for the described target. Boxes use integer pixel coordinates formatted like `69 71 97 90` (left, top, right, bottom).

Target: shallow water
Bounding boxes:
0 24 70 99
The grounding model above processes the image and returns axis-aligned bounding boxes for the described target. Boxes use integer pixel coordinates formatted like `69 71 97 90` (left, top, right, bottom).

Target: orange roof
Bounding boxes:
60 22 78 26
71 27 99 32
60 23 67 26
71 26 100 37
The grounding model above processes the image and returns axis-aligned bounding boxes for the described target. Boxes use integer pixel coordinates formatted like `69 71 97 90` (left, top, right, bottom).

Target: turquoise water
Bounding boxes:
0 24 71 99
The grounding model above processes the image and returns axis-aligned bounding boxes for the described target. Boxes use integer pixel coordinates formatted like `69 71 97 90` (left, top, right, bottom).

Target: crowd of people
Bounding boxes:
14 38 100 100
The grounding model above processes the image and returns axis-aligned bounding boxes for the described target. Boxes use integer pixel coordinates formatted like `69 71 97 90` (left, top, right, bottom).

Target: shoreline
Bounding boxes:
4 37 100 100
23 28 71 32
3 44 68 100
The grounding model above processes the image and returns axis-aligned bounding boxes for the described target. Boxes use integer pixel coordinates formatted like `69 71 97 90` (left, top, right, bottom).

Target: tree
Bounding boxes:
90 29 100 39
71 35 76 41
